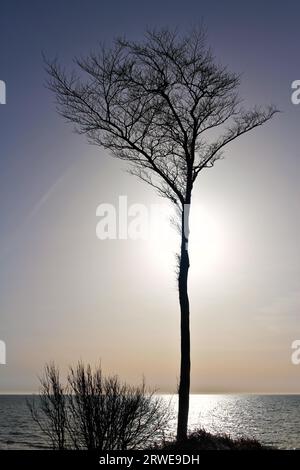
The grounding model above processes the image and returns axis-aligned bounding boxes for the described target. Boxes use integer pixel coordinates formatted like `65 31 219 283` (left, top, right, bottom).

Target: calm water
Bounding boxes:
0 394 300 449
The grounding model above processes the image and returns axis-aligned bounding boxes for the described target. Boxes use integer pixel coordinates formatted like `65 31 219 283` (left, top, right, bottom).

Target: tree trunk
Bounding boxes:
176 203 191 442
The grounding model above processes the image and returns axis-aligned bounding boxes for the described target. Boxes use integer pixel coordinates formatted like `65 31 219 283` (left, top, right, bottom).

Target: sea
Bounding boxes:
0 394 299 449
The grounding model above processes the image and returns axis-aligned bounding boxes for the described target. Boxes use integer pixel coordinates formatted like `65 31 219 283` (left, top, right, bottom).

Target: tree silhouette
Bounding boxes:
46 28 278 441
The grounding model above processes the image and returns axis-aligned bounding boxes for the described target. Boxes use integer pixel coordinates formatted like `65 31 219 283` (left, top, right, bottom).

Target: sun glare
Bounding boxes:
189 204 229 277
145 203 232 279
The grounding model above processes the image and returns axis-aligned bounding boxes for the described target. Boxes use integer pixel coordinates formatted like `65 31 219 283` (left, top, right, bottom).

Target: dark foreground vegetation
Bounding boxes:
28 363 265 450
154 429 265 451
28 363 172 450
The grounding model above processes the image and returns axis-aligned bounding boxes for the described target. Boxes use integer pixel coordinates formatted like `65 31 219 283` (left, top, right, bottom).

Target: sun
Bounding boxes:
144 202 232 281
189 204 229 277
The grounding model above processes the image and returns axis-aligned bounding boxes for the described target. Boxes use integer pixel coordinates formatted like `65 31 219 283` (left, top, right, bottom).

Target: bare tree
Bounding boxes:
28 362 171 450
46 28 278 441
28 363 67 449
67 363 171 450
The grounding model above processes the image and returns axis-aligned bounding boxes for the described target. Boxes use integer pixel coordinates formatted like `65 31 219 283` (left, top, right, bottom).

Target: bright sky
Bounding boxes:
1 0 300 393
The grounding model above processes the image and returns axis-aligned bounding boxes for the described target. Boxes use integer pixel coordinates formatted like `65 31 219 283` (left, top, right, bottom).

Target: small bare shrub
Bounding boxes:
28 362 171 450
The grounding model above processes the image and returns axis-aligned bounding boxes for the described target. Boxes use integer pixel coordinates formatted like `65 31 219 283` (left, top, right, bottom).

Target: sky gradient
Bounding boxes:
0 0 300 393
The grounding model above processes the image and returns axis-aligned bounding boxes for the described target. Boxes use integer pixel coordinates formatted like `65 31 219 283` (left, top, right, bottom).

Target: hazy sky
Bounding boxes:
1 0 300 393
